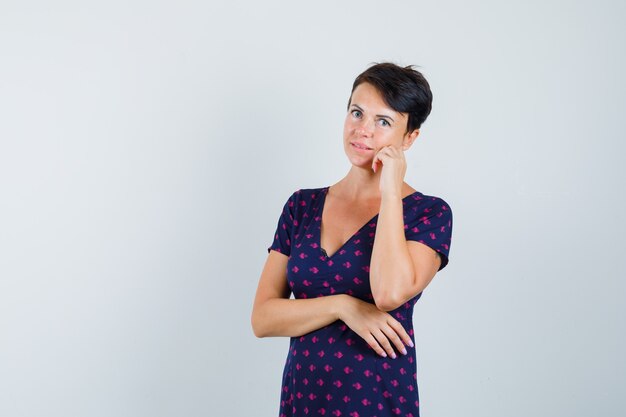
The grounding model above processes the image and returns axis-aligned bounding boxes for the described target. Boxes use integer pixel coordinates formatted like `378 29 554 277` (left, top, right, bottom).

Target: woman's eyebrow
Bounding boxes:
350 103 395 122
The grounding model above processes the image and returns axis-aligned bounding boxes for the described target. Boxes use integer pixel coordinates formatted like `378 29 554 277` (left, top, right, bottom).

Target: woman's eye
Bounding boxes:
351 110 362 118
378 119 390 127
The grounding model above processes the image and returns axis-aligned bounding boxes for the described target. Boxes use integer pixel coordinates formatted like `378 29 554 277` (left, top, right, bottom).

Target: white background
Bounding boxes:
1 1 624 416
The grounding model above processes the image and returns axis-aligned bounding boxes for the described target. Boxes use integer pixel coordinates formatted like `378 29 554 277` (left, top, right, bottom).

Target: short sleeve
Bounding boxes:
404 198 453 271
267 191 298 257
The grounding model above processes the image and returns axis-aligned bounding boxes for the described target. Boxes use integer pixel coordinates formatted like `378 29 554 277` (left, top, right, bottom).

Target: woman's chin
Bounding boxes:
345 156 375 171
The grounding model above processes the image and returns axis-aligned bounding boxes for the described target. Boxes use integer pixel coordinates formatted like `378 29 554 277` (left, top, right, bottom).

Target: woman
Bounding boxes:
252 62 453 417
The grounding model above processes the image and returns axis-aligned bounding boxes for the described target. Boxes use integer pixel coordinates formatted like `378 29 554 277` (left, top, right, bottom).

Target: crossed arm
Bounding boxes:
251 250 414 358
251 203 442 357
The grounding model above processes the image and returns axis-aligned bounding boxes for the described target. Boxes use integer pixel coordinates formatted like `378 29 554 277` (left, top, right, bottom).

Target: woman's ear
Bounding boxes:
402 129 420 150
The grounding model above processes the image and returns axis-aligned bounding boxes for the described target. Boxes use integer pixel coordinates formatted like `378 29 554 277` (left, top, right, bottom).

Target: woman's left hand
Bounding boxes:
372 145 407 197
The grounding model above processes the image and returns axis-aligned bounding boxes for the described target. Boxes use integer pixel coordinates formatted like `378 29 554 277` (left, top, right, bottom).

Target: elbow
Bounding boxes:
252 328 268 338
251 323 265 338
373 284 423 312
372 287 406 311
250 311 269 338
372 271 426 311
371 279 408 311
374 295 404 312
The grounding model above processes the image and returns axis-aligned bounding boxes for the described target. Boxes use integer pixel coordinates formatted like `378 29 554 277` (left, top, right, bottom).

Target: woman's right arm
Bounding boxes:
251 250 345 337
251 251 414 358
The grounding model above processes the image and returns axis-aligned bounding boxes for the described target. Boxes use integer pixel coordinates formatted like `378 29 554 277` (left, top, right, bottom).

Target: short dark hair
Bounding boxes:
348 62 433 133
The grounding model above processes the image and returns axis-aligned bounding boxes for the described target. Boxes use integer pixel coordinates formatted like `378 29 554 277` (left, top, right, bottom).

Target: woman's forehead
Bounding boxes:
350 83 405 119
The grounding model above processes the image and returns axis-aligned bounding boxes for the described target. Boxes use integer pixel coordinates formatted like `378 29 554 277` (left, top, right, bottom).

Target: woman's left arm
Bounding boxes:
370 195 442 311
369 145 442 311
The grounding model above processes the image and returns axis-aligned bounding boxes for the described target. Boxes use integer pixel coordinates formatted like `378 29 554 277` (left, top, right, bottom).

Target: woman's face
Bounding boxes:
343 82 418 169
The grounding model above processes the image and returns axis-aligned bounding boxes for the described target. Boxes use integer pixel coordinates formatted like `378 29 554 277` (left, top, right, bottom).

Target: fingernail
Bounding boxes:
381 352 387 358
391 352 397 359
408 340 414 348
402 348 408 355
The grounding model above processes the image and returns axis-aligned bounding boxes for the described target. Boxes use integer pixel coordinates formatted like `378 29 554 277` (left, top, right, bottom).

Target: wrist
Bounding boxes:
333 294 351 321
381 190 403 202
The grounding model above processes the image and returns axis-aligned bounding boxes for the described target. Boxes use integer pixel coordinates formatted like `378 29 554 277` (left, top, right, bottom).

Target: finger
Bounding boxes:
377 149 398 162
372 152 389 172
362 332 387 358
371 328 397 359
379 145 397 156
375 148 391 159
372 155 381 172
380 323 408 356
384 149 403 161
387 319 414 348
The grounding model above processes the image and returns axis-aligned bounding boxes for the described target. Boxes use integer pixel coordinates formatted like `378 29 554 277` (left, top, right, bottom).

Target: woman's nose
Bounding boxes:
356 119 375 136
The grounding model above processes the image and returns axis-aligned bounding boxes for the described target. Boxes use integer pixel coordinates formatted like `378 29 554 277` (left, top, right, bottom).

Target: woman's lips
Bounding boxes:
351 142 373 151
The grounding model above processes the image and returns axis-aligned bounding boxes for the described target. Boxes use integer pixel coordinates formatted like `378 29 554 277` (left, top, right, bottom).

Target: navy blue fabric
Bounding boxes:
267 186 453 417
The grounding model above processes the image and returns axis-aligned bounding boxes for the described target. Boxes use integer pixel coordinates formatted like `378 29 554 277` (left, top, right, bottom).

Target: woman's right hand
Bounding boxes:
337 294 413 358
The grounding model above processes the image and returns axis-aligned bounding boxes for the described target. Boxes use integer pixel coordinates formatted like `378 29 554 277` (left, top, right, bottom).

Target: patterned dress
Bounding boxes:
267 186 453 417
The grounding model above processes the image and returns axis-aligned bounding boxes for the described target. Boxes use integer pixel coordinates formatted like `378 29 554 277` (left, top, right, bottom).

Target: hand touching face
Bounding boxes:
343 82 420 194
344 83 419 167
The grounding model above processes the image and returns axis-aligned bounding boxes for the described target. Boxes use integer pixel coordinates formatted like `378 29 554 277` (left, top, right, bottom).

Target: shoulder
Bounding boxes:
406 190 451 210
285 186 327 204
404 191 453 221
279 186 328 217
296 186 328 197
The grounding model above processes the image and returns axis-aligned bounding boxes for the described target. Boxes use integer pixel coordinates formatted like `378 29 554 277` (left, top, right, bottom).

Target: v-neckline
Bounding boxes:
317 186 420 259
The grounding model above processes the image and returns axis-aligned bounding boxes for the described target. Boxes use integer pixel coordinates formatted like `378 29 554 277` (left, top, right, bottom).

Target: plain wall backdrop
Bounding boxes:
1 1 625 416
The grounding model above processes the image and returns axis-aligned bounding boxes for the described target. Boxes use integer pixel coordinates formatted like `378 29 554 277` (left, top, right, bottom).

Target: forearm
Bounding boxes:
370 195 416 311
252 294 348 338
